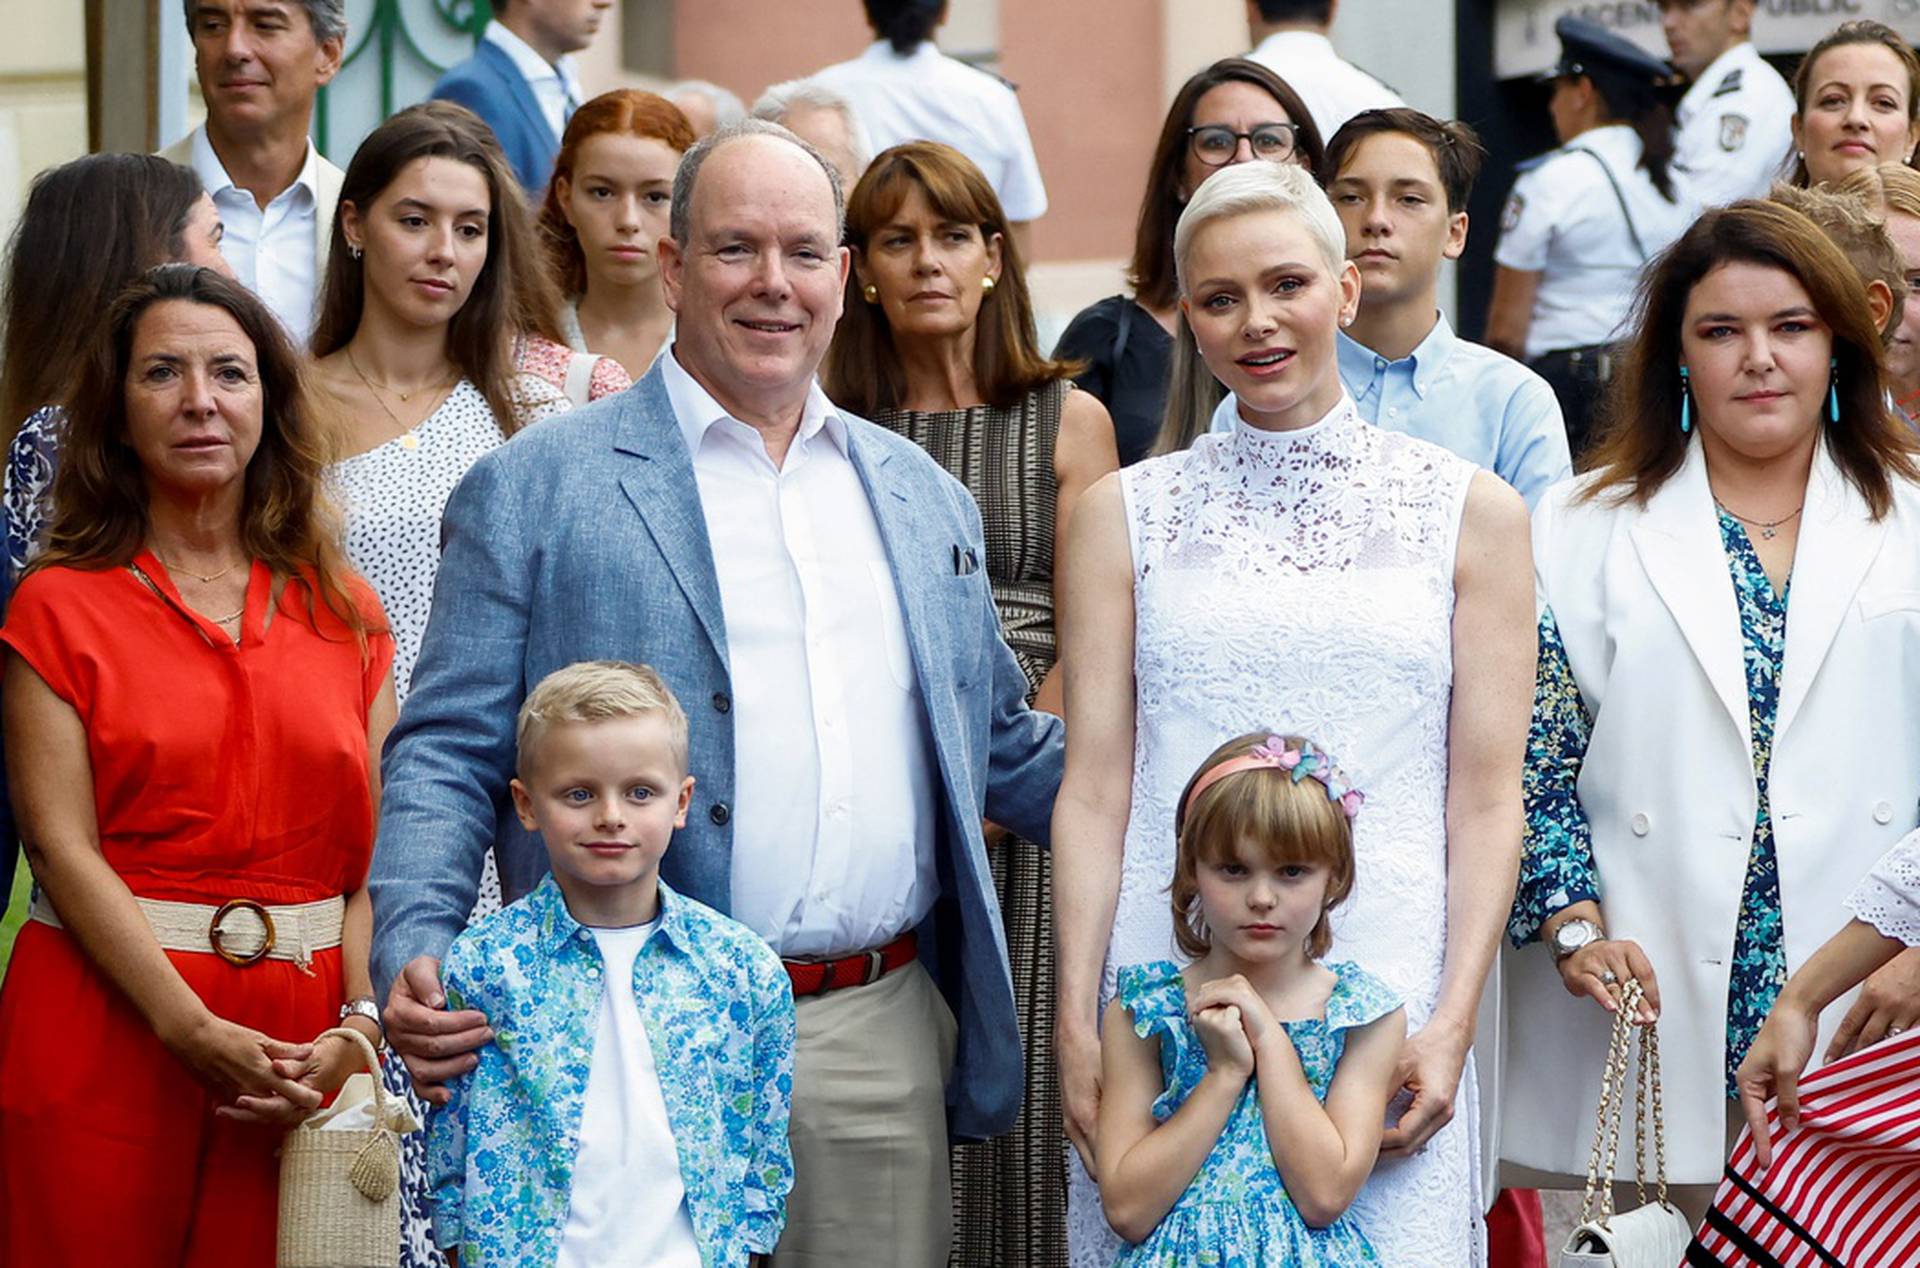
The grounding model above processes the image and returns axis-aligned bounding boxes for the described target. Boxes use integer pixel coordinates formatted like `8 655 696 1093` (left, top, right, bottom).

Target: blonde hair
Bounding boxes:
1769 182 1908 338
1169 732 1358 961
515 661 690 776
1835 162 1920 224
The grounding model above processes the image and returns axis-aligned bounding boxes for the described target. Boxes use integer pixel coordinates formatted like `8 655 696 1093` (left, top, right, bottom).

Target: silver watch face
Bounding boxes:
1553 919 1598 956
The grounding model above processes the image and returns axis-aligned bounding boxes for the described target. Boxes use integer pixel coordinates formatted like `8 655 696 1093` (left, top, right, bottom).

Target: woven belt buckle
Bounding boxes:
209 899 276 967
862 947 885 986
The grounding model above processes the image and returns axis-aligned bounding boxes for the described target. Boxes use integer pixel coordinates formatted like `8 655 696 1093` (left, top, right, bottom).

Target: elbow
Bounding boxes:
1099 1190 1158 1245
1289 1180 1358 1229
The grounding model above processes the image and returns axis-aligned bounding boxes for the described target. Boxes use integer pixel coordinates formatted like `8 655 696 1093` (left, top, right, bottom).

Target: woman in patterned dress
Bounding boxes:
823 141 1117 1268
304 102 570 1268
1503 199 1920 1227
1052 161 1533 1267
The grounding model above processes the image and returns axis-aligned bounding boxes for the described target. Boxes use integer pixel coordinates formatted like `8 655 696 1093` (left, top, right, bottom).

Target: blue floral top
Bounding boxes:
1112 959 1401 1267
427 876 796 1267
3 405 62 582
1512 508 1787 1097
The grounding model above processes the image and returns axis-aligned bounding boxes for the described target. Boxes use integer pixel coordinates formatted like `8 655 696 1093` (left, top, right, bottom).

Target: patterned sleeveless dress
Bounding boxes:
875 378 1067 1268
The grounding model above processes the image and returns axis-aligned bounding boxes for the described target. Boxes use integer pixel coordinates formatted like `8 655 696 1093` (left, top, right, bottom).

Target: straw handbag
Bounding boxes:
1558 980 1694 1268
278 1026 417 1268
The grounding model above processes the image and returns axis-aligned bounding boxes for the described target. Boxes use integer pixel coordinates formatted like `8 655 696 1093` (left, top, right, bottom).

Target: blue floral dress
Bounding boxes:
3 404 62 581
1511 508 1787 1097
1113 959 1401 1267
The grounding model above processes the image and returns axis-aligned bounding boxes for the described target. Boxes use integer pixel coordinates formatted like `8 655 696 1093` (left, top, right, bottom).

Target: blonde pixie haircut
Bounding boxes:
515 661 691 777
1169 732 1358 961
1172 160 1348 295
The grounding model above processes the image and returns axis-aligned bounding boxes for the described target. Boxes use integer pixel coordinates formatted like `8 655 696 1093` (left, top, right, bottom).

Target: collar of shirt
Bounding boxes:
484 19 583 106
857 37 940 68
1251 28 1335 63
1678 40 1758 121
528 870 690 959
1338 312 1456 404
189 122 319 210
660 346 848 466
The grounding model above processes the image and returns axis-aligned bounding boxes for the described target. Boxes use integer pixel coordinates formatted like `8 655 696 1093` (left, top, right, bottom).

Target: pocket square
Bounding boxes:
952 545 979 576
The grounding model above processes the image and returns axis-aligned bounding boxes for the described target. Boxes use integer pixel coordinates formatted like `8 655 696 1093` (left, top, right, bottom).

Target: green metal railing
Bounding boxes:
315 0 494 159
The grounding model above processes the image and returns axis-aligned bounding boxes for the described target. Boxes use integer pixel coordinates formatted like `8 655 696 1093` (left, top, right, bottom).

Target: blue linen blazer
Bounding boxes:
428 40 559 193
368 364 1066 1140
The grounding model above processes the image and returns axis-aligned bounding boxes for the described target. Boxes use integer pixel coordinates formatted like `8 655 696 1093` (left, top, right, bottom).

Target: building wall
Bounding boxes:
0 0 87 247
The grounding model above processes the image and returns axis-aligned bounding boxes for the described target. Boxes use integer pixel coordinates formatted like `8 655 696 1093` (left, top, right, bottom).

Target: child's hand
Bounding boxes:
1193 1004 1256 1077
1191 975 1282 1054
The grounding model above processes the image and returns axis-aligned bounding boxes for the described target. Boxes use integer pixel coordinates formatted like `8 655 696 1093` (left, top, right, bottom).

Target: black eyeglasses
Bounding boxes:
1186 123 1301 167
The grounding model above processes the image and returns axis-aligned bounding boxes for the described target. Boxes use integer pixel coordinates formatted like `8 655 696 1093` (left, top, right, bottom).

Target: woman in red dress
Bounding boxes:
0 264 396 1265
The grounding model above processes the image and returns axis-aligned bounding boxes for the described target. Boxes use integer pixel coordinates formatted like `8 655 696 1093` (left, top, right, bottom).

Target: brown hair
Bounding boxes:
824 141 1077 414
537 90 696 300
311 101 540 433
1 154 203 436
1129 59 1326 311
1583 199 1920 516
35 264 372 646
1323 108 1485 215
1769 182 1907 337
1169 732 1358 961
1791 21 1920 186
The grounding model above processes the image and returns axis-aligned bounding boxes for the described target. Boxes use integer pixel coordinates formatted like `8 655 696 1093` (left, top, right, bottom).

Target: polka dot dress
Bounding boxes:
327 373 568 1268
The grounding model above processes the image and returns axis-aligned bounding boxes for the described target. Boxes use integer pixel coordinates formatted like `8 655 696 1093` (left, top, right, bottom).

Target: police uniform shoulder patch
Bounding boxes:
1712 68 1743 98
1719 113 1748 153
1502 191 1526 234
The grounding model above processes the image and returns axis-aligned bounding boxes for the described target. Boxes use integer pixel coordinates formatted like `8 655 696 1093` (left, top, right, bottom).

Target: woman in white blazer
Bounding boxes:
1502 199 1920 1220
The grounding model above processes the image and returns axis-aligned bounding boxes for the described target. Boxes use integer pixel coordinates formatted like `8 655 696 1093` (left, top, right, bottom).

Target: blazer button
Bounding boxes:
710 802 730 826
1630 813 1650 837
1874 801 1895 825
712 691 731 714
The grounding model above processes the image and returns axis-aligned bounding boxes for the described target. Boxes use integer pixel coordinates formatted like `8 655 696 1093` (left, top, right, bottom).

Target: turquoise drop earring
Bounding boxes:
1828 357 1840 424
1679 365 1691 434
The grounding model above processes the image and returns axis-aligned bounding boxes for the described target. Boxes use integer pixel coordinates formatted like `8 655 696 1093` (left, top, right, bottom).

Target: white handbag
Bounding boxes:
1558 980 1695 1268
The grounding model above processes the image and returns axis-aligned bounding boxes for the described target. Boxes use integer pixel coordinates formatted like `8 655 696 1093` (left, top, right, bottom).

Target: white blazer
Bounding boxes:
1501 438 1920 1181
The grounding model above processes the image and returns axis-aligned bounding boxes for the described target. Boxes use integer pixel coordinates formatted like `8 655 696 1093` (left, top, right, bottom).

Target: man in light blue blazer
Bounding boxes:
371 119 1063 1264
428 0 609 191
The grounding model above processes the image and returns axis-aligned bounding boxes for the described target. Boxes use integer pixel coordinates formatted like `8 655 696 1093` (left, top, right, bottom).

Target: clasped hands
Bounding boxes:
162 1007 382 1127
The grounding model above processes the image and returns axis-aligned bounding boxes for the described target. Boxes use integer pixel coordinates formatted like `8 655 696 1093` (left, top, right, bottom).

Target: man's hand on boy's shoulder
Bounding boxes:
384 954 494 1106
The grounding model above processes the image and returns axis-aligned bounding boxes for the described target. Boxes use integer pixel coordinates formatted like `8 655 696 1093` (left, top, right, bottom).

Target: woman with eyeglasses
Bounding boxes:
1486 17 1695 464
1053 58 1323 466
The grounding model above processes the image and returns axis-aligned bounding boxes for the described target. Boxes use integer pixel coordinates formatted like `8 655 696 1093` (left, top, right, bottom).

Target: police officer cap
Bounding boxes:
1539 16 1676 88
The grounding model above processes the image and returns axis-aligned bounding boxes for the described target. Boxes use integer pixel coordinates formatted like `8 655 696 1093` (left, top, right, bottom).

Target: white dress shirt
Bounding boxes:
1246 30 1406 145
189 124 320 345
660 352 938 959
484 19 584 142
1673 41 1795 209
813 40 1048 220
557 920 702 1268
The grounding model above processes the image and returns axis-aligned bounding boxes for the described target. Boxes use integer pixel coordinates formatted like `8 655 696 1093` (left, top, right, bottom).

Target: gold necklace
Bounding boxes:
346 346 457 404
150 549 244 584
1714 498 1804 541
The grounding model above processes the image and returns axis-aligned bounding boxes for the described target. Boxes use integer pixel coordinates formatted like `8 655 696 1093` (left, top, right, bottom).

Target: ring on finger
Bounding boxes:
1600 969 1618 985
1891 1024 1908 1037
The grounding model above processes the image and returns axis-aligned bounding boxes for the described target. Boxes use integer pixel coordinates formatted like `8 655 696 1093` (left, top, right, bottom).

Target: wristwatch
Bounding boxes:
339 996 387 1050
1549 917 1605 964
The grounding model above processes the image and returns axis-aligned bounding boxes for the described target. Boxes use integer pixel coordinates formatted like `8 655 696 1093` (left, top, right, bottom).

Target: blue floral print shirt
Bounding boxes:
1512 508 1788 1097
427 875 796 1267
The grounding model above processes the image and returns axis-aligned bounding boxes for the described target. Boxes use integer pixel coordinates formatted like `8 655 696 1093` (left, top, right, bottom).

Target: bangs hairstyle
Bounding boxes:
516 660 691 777
1170 733 1358 962
1791 21 1920 186
1769 182 1907 338
1131 59 1325 311
824 140 1079 415
538 90 696 299
1584 199 1920 516
1154 162 1347 456
312 102 541 435
37 264 373 649
1323 108 1486 214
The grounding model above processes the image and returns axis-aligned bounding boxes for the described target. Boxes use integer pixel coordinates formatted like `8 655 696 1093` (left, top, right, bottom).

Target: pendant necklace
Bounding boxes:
1714 498 1803 540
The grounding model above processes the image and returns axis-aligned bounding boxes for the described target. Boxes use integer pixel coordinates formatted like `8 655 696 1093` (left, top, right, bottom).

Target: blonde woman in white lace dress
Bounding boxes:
1052 162 1534 1266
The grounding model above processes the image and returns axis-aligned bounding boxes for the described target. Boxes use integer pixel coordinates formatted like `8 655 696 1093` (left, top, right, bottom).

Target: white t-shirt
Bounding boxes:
556 920 702 1268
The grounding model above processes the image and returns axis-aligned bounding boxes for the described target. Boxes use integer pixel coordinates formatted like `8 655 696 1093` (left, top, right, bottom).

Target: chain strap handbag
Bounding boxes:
1558 980 1695 1268
277 1026 417 1268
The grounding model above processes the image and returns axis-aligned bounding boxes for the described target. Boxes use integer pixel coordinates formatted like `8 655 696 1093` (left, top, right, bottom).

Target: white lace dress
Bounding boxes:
1065 396 1487 1266
1847 830 1920 946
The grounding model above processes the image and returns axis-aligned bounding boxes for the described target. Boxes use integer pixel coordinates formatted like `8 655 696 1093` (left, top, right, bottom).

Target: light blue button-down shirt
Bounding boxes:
428 875 796 1267
1209 313 1572 509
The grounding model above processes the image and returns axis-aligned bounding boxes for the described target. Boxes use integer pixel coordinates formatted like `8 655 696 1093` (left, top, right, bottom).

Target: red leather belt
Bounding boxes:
784 930 918 999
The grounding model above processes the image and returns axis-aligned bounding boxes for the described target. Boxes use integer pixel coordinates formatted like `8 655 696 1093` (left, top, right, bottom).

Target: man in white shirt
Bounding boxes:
430 0 610 191
161 0 345 345
1660 0 1795 206
1244 0 1405 143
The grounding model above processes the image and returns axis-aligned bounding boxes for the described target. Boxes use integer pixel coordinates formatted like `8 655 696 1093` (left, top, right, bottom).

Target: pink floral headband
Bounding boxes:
1181 735 1365 822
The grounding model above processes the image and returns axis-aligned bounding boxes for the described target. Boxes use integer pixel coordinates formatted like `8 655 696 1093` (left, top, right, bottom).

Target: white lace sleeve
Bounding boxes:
1845 830 1920 946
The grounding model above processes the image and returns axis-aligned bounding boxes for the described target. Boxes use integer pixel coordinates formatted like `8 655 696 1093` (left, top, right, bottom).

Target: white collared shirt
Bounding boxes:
189 124 320 344
1246 30 1406 145
1673 41 1795 209
483 19 583 142
813 40 1047 220
659 351 938 958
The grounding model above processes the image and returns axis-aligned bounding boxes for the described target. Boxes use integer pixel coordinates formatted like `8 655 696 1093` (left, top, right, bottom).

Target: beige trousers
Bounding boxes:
772 960 959 1268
